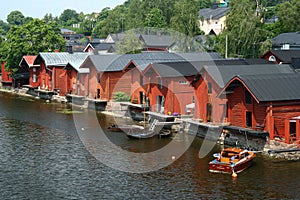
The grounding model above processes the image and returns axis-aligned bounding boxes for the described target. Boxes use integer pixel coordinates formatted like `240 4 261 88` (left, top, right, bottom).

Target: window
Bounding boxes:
246 112 252 127
179 80 188 85
140 74 143 86
208 82 212 94
245 90 252 104
33 68 36 72
33 74 37 83
158 77 163 89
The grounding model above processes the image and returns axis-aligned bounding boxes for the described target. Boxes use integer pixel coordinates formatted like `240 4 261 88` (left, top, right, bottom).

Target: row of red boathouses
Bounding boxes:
1 51 300 146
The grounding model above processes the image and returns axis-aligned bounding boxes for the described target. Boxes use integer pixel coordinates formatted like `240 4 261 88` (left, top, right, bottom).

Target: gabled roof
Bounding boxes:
94 43 115 53
139 34 174 47
198 7 230 20
223 73 300 102
19 55 37 68
273 32 300 46
147 61 199 78
261 50 300 63
34 52 89 67
203 64 295 88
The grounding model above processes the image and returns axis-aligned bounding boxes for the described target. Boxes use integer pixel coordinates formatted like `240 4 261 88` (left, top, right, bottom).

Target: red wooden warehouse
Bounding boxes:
191 63 294 124
33 52 88 96
220 73 300 145
143 61 198 115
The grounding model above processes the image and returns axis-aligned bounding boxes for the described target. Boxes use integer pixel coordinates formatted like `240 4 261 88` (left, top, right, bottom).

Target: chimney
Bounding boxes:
211 1 218 9
291 57 300 70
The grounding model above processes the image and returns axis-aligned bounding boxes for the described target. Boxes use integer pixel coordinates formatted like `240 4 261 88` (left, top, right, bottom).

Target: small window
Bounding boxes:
33 74 37 83
97 73 101 83
158 77 163 89
140 74 143 86
179 80 187 85
245 90 252 104
246 111 252 127
208 82 212 94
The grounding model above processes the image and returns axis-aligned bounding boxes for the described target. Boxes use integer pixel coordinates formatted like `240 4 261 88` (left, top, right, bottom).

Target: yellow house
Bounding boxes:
198 3 230 35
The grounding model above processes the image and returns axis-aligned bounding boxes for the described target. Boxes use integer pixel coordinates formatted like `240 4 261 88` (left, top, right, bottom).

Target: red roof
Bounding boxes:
23 55 37 66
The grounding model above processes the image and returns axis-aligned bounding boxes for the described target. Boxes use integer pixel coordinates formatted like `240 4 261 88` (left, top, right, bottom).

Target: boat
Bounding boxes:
209 148 256 175
107 124 145 132
126 129 157 139
158 129 172 138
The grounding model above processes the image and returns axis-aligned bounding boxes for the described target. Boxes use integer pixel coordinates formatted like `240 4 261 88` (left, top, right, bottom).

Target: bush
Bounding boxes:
113 92 131 102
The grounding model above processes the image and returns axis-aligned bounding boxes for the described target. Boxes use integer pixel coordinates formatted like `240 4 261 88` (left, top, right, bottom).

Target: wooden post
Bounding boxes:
284 119 290 144
296 119 300 146
269 116 275 140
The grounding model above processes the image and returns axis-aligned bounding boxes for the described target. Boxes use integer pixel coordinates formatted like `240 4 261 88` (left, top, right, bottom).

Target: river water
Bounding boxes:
0 91 299 199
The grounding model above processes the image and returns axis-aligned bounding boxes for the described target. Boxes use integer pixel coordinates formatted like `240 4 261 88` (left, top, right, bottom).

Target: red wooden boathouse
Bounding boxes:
220 73 300 145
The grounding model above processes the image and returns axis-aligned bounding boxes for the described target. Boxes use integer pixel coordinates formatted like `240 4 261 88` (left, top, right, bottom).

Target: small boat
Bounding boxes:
209 148 256 175
126 129 157 139
107 124 145 132
158 129 172 138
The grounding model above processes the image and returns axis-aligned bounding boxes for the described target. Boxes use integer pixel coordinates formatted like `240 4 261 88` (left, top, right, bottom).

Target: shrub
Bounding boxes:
113 92 131 102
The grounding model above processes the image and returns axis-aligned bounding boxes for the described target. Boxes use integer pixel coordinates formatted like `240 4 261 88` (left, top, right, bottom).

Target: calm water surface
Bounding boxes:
0 92 299 199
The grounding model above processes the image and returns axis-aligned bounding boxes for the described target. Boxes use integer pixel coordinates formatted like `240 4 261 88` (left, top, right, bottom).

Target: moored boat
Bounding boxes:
209 148 256 175
107 124 145 132
126 129 157 139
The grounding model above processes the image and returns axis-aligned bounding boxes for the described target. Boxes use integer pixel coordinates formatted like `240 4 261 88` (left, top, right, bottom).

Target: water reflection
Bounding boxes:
0 92 299 199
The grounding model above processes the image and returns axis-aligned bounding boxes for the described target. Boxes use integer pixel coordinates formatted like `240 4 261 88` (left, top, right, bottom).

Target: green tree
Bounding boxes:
116 30 143 54
6 10 25 26
144 8 167 28
277 0 300 33
217 0 268 58
0 19 65 74
59 9 80 26
170 0 201 52
0 20 10 35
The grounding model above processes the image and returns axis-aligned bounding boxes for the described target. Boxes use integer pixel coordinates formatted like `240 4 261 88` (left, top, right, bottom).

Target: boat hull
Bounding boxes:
209 148 256 174
209 158 254 174
107 124 144 132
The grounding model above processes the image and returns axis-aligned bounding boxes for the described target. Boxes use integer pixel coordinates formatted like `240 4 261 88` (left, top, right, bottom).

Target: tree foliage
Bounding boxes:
277 0 300 33
144 8 167 28
217 0 270 58
6 11 25 26
0 19 65 74
116 30 143 54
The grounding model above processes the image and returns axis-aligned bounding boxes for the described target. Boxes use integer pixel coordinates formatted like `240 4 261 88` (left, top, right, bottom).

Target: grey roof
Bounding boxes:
273 32 300 46
94 43 115 52
198 7 230 20
34 52 89 67
264 50 300 63
177 52 223 61
236 73 300 102
85 52 227 73
204 64 295 88
150 61 199 77
139 34 174 47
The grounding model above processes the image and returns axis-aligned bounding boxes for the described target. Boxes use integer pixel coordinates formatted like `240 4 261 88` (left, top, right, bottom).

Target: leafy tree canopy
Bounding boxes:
0 19 65 74
116 30 143 54
6 10 25 26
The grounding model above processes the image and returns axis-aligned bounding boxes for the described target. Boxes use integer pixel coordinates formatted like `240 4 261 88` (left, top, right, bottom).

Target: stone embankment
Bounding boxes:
263 140 300 160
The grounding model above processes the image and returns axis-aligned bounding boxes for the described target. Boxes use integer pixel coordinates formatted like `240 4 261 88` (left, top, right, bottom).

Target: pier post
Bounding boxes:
296 119 300 146
284 119 290 143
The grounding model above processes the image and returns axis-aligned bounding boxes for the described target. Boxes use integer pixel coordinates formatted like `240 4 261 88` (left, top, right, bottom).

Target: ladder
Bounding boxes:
149 119 158 131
